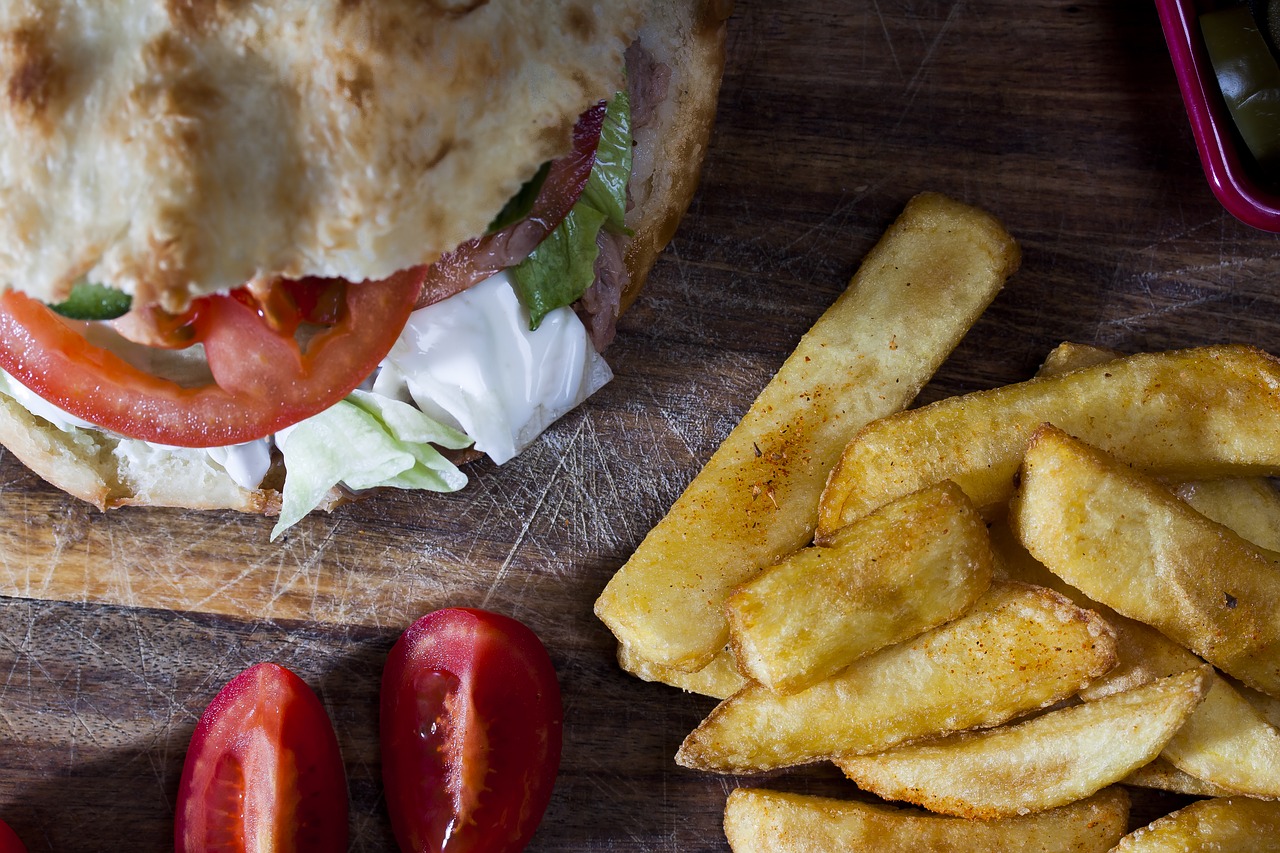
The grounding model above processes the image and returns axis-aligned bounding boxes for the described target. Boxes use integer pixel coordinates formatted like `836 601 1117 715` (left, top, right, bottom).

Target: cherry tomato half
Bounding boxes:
0 818 26 853
175 663 348 853
0 268 423 447
380 608 563 853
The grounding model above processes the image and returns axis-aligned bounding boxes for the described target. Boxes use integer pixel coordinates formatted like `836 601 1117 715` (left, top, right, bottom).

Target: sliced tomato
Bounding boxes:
175 663 348 853
417 102 607 307
380 608 563 853
0 268 423 447
0 818 26 853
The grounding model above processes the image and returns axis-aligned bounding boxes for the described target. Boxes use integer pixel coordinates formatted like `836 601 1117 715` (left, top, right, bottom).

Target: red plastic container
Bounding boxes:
1155 0 1280 230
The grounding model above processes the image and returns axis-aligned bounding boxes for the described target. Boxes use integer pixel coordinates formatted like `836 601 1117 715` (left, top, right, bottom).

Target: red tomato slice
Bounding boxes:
380 608 563 853
0 818 26 853
175 663 348 853
0 268 423 447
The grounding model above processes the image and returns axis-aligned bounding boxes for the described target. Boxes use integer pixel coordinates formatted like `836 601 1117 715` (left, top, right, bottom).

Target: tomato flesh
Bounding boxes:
0 818 26 853
380 608 563 853
175 663 348 853
0 268 423 447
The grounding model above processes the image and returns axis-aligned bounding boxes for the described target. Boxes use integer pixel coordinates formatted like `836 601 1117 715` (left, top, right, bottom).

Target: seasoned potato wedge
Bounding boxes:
676 582 1116 774
1175 477 1280 553
617 643 747 700
995 510 1280 799
1237 679 1280 728
818 345 1280 540
1160 674 1280 799
1035 341 1121 377
1012 425 1280 698
722 787 1129 853
1113 797 1280 851
1036 342 1280 556
1123 758 1241 798
727 481 992 694
595 192 1020 672
836 669 1209 819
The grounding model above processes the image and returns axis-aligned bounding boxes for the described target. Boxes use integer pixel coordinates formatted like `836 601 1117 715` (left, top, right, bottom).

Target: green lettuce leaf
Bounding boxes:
580 91 633 233
510 91 632 330
48 279 132 321
272 391 472 539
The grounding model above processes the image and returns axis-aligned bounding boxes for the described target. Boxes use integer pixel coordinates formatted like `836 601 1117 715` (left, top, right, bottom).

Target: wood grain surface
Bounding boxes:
0 0 1275 849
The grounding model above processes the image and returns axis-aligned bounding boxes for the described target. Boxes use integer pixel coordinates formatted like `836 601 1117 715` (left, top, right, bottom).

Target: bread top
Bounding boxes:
0 0 641 311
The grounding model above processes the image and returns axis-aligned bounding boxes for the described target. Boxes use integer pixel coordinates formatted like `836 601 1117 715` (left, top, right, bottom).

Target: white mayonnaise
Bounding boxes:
372 270 612 464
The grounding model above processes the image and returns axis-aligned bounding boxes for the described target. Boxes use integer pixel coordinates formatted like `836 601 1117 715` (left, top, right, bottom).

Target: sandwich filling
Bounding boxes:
0 83 646 537
0 1 701 535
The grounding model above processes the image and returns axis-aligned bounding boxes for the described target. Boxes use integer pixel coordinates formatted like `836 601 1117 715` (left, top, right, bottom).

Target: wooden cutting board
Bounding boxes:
0 1 1275 849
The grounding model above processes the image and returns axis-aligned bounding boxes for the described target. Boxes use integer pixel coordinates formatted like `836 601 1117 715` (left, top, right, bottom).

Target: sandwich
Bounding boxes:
0 0 730 536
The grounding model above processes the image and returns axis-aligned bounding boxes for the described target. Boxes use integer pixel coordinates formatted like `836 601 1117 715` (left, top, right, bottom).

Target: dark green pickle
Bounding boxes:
1202 4 1280 170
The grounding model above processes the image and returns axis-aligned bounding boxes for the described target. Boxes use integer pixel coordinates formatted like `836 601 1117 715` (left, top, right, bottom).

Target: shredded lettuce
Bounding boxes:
272 390 472 539
511 91 632 330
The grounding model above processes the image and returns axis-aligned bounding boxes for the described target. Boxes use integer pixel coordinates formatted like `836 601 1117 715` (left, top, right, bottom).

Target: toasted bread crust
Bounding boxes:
622 0 731 310
0 0 642 312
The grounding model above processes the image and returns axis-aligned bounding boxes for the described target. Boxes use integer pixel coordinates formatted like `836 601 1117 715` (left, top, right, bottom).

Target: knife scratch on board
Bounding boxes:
480 415 585 608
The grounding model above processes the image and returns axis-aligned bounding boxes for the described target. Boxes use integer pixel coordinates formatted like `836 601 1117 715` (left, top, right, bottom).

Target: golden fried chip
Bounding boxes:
676 582 1116 774
617 643 747 700
1175 478 1280 553
1123 758 1241 798
596 192 1020 672
836 669 1209 819
1012 425 1280 698
726 481 992 694
1112 797 1280 851
996 500 1280 799
723 787 1129 853
819 345 1280 540
1036 343 1280 556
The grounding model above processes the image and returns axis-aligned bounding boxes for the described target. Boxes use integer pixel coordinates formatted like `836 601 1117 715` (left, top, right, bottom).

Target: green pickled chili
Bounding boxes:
1202 4 1280 166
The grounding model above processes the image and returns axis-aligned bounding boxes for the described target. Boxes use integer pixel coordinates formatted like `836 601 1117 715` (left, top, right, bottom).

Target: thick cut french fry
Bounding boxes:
1160 675 1280 799
1237 679 1280 728
836 669 1209 819
726 481 992 694
1036 341 1121 377
1123 758 1241 798
995 511 1280 799
1036 343 1280 556
1012 425 1280 698
818 345 1280 540
722 787 1129 853
617 643 746 699
1076 615 1280 799
1175 478 1280 553
675 582 1116 774
1112 797 1280 851
595 192 1020 672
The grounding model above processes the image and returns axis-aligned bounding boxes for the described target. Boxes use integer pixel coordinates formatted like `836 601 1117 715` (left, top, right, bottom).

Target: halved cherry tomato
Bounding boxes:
0 818 26 853
0 268 423 447
417 102 607 307
380 608 563 853
175 663 348 853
